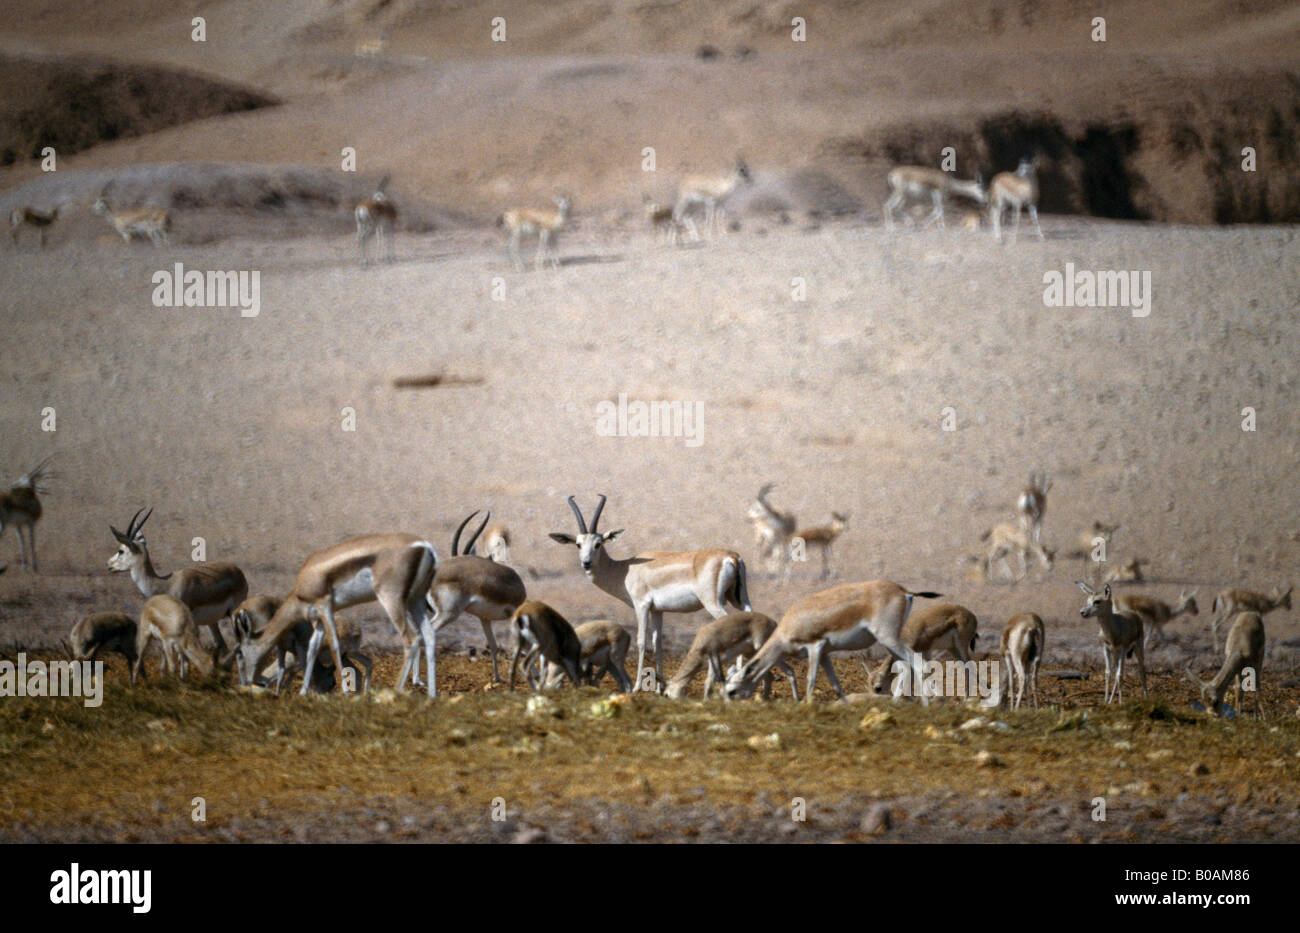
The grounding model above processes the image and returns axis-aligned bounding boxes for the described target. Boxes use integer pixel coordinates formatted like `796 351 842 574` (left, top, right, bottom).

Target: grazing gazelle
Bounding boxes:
131 594 214 684
423 510 527 693
868 602 979 696
0 458 51 572
500 194 571 271
793 511 849 580
355 175 397 266
231 595 371 694
665 611 800 701
9 205 59 248
988 155 1043 242
1000 612 1044 710
1115 590 1197 646
93 187 170 246
882 166 986 231
1209 585 1290 651
234 534 438 696
1076 581 1147 703
1185 611 1265 717
746 482 796 575
507 600 583 691
725 580 941 704
549 494 752 691
1017 471 1051 544
107 508 248 664
980 522 1055 582
535 619 634 692
672 157 752 240
63 612 138 670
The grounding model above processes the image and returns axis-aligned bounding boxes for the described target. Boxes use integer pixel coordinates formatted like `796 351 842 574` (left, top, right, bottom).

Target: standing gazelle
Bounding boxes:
0 459 51 572
1000 612 1044 710
1077 581 1147 703
725 580 941 704
93 187 170 246
1017 471 1051 544
501 194 571 271
355 174 397 266
746 483 796 575
793 511 849 580
882 166 986 231
549 494 751 692
107 508 248 663
9 205 59 248
234 534 438 696
673 157 752 240
988 155 1043 242
1185 611 1265 717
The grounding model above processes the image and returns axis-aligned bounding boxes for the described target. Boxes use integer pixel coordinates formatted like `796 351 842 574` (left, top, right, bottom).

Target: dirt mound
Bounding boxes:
0 53 276 167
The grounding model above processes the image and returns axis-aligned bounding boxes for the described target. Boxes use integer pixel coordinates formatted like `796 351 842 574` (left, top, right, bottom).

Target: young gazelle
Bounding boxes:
233 534 438 696
64 612 138 670
988 155 1043 242
882 167 986 231
724 580 941 704
0 459 51 572
1000 612 1044 710
1077 582 1147 703
1017 471 1051 544
93 188 170 246
107 508 248 664
9 206 59 248
868 602 978 696
422 511 527 692
746 483 796 575
132 594 214 684
549 494 752 691
507 600 583 691
355 175 397 266
535 619 634 692
1185 611 1265 716
672 157 752 240
792 511 849 580
981 522 1055 582
1114 590 1198 646
1209 585 1290 651
231 595 371 694
665 611 800 701
501 194 571 271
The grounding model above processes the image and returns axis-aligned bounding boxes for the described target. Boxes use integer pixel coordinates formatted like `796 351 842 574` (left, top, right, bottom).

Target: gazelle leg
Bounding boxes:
509 230 524 271
535 230 549 271
818 652 847 700
300 625 326 697
479 618 504 683
632 605 651 691
804 641 823 702
1029 204 1043 239
776 661 800 701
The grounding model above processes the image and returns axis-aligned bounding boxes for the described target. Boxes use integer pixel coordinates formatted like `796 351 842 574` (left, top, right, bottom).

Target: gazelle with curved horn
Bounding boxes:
234 534 438 695
0 458 52 572
107 507 249 664
549 494 752 691
355 174 397 266
420 510 527 695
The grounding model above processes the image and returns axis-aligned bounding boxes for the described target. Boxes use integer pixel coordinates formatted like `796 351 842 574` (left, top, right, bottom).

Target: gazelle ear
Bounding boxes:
548 533 576 546
1103 584 1112 599
602 529 624 541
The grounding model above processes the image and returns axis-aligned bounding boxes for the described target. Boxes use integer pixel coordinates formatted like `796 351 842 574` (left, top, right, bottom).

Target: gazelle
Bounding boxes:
1076 581 1146 703
1209 585 1290 651
9 206 59 248
549 494 752 691
132 594 214 684
0 459 51 572
507 600 583 691
93 187 170 246
1065 520 1119 584
423 510 527 693
642 194 684 245
793 511 849 580
500 194 571 271
724 580 941 703
1185 611 1265 717
988 155 1043 242
233 534 438 696
1115 590 1197 646
980 522 1055 582
665 611 799 701
746 483 795 575
672 157 752 240
64 612 138 670
867 602 978 696
231 595 371 694
1017 471 1051 544
107 508 248 664
355 174 397 266
1000 612 1044 710
882 166 986 231
535 619 634 692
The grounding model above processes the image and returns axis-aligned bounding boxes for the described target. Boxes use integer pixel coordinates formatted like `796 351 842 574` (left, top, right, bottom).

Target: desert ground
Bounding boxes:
0 0 1298 844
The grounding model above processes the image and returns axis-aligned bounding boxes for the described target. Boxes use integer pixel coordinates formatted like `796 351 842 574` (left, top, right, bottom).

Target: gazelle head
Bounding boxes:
107 507 152 572
14 457 53 493
549 495 622 574
1016 155 1040 178
1273 585 1293 610
1077 580 1113 618
553 194 572 218
1176 589 1200 616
